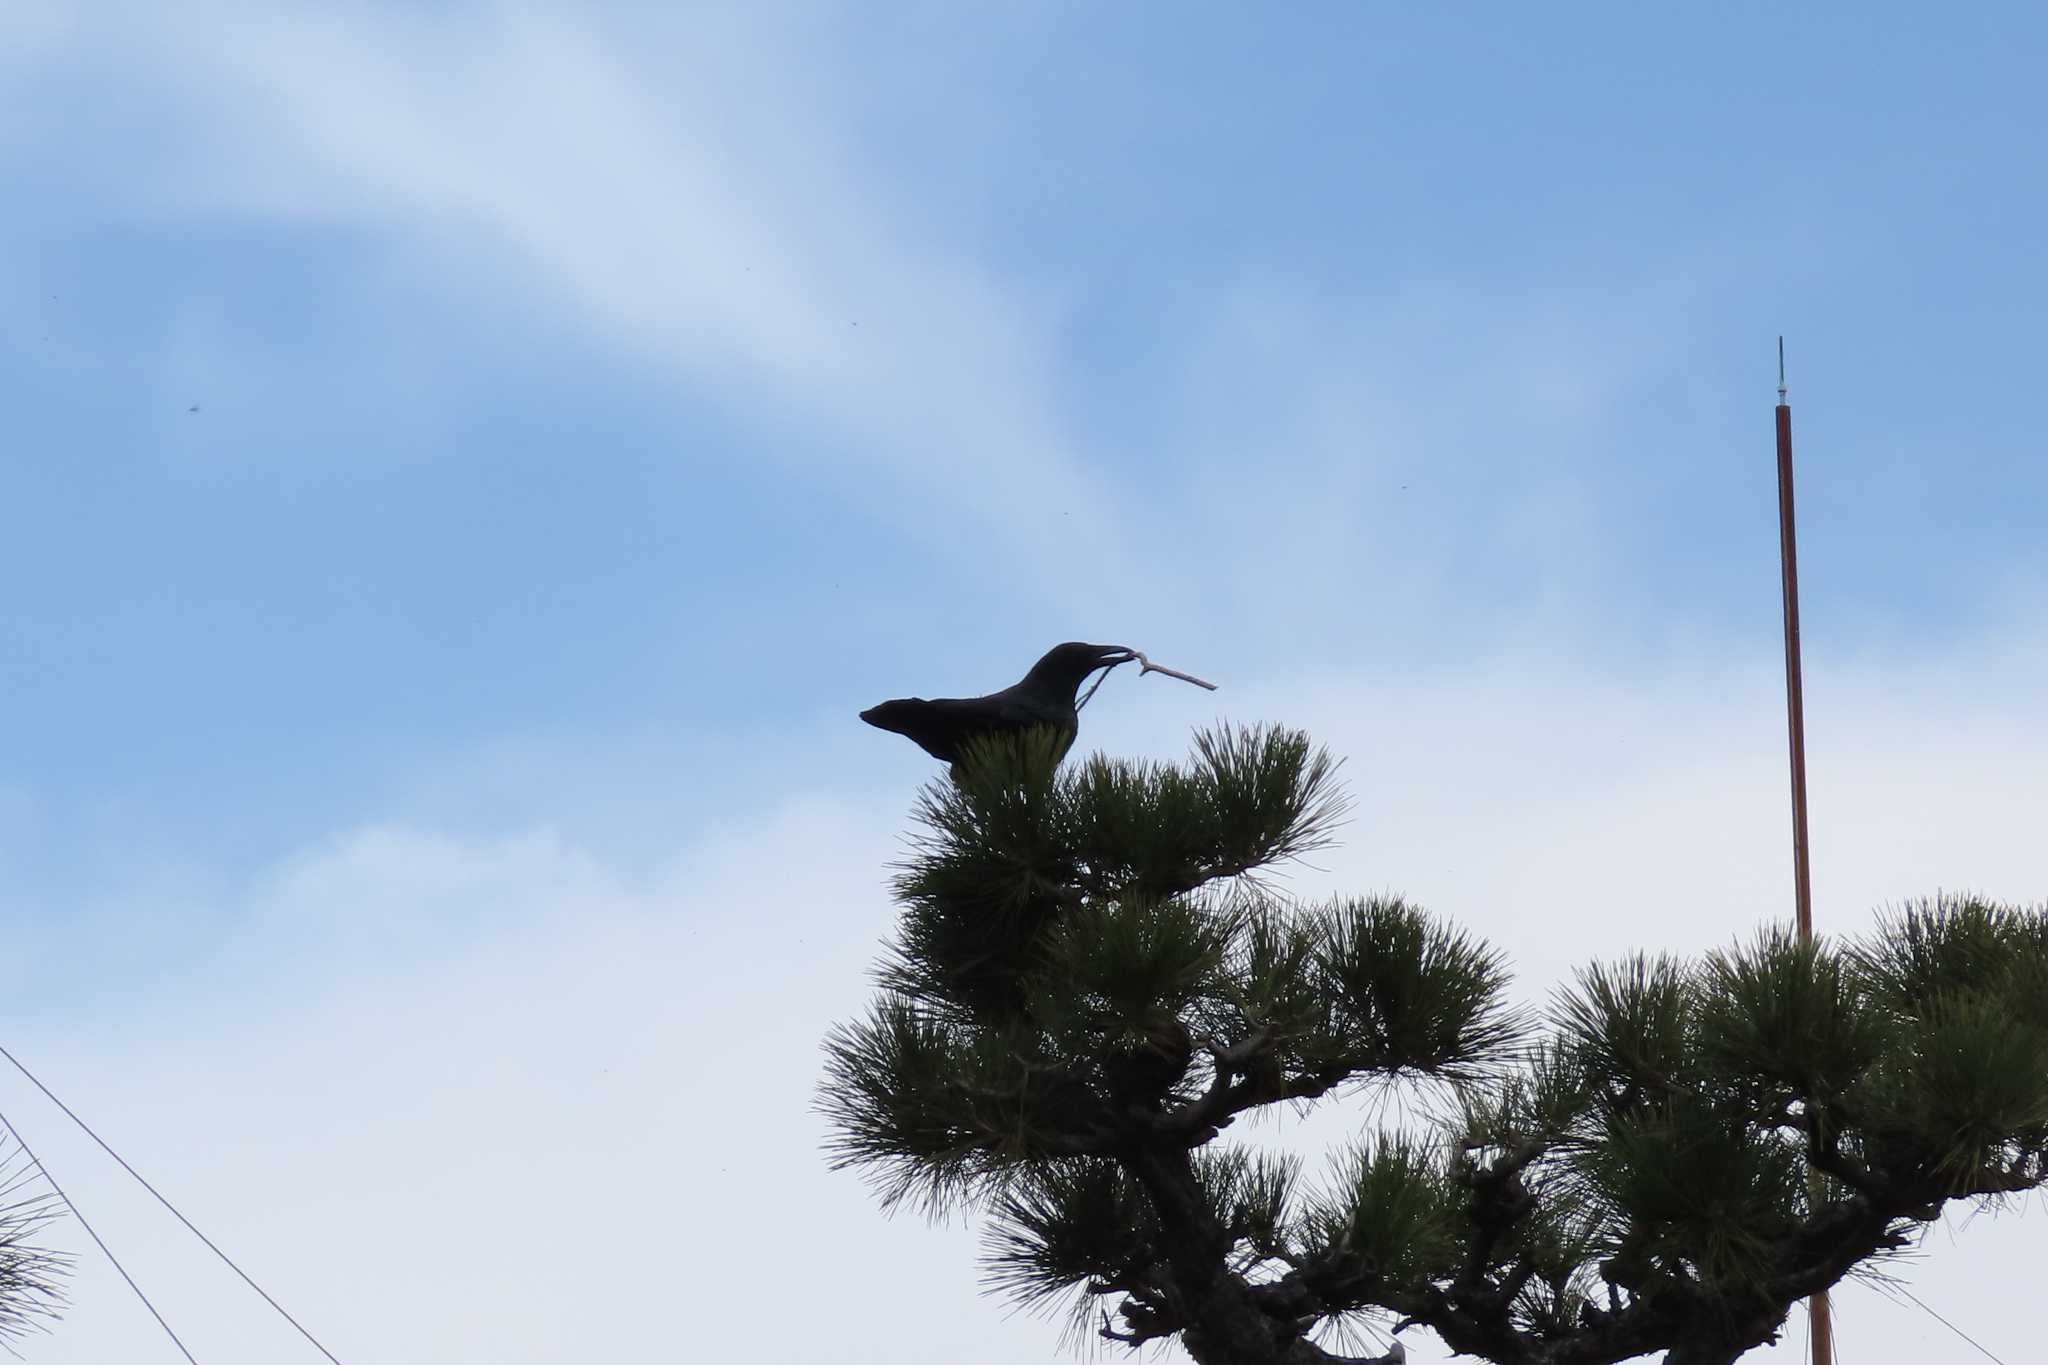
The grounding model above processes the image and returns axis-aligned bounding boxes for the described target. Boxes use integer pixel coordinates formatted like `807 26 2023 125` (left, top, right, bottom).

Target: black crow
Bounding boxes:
861 642 1134 773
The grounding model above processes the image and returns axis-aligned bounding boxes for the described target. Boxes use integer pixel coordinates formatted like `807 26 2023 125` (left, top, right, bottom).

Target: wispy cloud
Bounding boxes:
12 3 1141 597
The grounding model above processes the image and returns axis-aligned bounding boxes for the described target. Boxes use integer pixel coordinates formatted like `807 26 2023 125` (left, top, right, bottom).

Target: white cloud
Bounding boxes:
6 793 1067 1363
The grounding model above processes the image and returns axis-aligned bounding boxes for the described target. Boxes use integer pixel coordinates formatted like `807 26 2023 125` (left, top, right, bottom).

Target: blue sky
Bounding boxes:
2 4 2044 1362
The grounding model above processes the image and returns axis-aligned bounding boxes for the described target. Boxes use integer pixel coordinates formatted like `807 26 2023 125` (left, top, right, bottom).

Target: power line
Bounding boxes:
1881 1282 2008 1365
0 1044 343 1365
0 1100 199 1365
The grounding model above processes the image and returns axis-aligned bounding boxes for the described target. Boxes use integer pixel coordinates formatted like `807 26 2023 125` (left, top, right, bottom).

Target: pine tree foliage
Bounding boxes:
819 726 2048 1365
0 1142 69 1346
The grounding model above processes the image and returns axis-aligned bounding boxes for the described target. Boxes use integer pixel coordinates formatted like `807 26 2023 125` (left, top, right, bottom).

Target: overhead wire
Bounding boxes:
1877 1281 2007 1365
0 1044 343 1365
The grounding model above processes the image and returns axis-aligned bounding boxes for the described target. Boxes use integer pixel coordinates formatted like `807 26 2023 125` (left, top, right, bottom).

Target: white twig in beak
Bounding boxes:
1131 652 1218 690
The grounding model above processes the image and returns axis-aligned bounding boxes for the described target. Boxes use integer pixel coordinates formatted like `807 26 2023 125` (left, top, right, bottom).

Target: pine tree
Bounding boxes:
820 726 2048 1365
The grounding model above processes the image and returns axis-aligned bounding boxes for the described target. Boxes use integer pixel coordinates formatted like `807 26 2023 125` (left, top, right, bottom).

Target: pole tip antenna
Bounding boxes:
1778 336 1788 404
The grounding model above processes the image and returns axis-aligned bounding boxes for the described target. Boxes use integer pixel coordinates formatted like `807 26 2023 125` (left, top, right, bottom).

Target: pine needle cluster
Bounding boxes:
0 1142 69 1347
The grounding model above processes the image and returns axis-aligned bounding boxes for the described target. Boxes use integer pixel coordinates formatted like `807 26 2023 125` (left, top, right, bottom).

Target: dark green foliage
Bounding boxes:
983 1158 1160 1320
1852 896 2048 1017
1209 1147 1303 1260
821 729 2048 1365
877 726 1348 1021
1304 1136 1464 1286
1697 927 1886 1105
1311 897 1523 1083
1552 953 1815 1293
1833 897 2048 1198
1555 955 1694 1105
0 1145 68 1346
1577 1094 1807 1287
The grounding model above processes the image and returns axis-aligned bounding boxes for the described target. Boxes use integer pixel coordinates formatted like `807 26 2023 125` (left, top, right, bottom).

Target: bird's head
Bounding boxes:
1020 642 1137 697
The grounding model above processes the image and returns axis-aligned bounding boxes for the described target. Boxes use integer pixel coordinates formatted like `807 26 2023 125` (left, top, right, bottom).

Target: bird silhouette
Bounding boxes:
861 642 1133 776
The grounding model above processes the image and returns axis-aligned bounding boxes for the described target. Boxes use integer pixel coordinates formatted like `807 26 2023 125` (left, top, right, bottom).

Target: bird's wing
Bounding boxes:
859 697 983 762
860 694 1064 763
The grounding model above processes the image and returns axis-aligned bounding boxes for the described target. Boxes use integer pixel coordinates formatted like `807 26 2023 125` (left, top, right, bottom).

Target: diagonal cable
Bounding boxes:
1876 1281 2007 1365
0 1044 342 1365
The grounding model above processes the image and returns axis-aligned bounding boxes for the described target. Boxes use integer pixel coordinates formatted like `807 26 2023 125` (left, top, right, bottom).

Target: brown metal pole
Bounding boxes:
1776 341 1832 1365
1776 400 1815 942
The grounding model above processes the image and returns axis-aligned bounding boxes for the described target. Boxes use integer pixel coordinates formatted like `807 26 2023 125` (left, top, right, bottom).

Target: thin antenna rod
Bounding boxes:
1775 340 1814 942
1775 338 1831 1365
